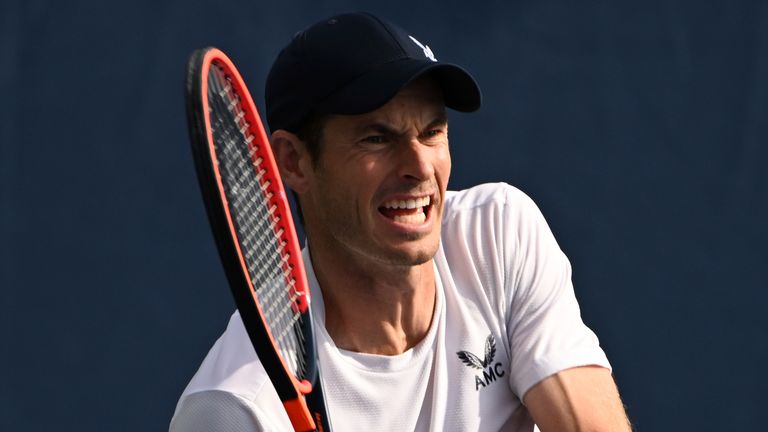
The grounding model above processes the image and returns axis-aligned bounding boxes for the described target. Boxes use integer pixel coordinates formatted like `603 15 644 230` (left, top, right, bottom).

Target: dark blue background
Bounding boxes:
2 1 766 430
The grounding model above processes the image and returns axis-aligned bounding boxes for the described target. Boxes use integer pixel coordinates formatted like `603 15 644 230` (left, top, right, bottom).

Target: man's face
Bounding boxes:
301 79 450 268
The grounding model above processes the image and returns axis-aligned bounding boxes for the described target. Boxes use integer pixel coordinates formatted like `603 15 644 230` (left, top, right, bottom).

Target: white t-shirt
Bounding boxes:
170 183 611 431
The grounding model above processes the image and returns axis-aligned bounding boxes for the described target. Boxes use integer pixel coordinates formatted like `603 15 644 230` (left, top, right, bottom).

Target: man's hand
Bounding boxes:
524 366 632 432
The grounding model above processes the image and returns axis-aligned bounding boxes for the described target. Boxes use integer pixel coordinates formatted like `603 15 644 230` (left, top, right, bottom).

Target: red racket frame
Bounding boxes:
186 47 329 432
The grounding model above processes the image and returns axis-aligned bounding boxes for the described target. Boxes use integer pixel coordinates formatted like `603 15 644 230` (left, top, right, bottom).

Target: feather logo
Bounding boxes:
457 334 496 369
456 334 506 391
408 35 437 62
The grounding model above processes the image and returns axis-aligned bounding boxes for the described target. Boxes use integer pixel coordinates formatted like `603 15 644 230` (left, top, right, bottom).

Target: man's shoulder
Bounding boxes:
171 387 293 431
172 312 293 429
444 182 536 218
177 312 273 404
170 390 263 431
438 182 548 259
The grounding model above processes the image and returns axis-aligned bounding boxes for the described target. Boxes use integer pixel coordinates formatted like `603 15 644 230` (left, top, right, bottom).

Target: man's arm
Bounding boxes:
524 366 632 432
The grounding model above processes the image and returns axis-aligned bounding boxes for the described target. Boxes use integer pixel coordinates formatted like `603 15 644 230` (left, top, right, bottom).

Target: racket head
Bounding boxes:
185 47 329 432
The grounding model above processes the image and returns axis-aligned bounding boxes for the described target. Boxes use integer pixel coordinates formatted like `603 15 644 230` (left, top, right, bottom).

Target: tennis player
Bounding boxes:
171 12 631 431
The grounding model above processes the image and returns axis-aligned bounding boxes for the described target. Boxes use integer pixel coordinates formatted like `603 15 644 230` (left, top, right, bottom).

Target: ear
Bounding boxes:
271 129 312 194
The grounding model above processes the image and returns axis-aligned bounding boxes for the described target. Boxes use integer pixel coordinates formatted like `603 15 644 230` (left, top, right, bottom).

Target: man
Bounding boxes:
171 12 631 431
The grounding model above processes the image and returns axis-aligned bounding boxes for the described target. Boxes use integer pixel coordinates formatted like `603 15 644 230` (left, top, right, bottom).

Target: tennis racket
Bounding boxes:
185 47 331 432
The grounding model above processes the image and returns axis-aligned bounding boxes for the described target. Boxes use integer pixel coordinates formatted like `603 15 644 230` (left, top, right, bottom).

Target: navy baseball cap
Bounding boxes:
265 12 482 133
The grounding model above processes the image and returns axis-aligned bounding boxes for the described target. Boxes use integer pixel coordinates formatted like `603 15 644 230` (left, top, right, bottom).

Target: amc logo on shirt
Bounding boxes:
456 334 507 391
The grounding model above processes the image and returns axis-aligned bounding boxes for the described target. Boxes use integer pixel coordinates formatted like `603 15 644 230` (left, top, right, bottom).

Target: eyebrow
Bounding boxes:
356 114 449 137
423 115 449 132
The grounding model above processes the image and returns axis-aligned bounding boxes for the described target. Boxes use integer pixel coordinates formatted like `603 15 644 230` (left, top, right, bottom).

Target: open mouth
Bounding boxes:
378 196 432 225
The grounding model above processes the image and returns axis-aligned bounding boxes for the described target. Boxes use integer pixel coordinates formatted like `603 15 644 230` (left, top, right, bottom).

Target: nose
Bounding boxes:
397 138 436 182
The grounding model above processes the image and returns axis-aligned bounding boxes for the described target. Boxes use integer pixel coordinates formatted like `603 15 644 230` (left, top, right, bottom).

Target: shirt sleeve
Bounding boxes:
169 390 290 432
503 188 611 400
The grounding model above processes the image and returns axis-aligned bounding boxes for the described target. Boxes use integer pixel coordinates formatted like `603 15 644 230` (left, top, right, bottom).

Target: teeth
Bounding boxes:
383 196 431 209
393 212 427 224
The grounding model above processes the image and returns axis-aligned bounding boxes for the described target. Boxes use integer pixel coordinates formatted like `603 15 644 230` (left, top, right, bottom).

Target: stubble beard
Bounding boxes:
306 168 442 269
323 214 440 269
305 191 439 269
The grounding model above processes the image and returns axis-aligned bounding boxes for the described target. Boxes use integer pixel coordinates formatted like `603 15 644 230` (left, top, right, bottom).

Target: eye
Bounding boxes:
421 127 446 142
361 135 387 144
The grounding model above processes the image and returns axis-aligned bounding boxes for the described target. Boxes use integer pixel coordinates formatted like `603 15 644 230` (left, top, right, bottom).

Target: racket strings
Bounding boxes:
207 64 308 379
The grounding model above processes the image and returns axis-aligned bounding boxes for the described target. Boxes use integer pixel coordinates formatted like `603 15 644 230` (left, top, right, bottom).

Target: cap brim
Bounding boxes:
318 58 482 115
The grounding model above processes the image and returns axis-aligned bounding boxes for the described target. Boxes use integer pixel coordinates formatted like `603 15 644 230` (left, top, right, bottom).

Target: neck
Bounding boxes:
308 244 436 356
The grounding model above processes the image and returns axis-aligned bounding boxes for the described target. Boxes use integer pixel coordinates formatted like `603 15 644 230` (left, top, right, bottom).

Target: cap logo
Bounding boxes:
408 35 437 62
